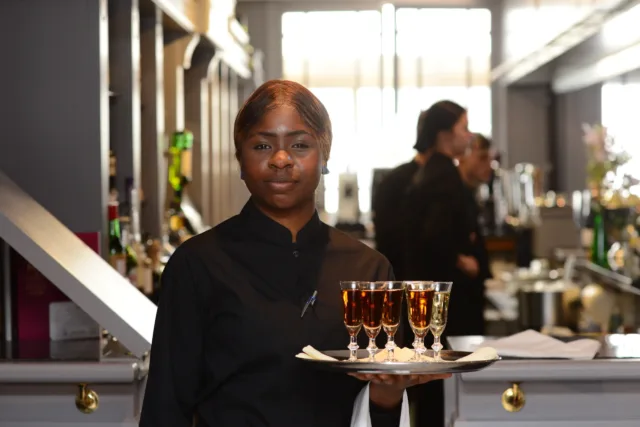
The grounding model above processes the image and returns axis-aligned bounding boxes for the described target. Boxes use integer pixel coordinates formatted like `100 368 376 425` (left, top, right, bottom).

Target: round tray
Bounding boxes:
298 349 500 375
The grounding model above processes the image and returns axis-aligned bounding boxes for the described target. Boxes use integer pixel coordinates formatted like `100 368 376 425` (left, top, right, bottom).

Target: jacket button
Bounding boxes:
293 250 299 258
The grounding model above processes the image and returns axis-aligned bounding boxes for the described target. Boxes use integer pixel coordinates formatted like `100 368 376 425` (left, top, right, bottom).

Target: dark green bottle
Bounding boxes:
591 207 607 268
167 130 194 245
108 202 127 276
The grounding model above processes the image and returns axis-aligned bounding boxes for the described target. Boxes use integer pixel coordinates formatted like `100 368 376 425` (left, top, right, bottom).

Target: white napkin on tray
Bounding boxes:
478 329 601 360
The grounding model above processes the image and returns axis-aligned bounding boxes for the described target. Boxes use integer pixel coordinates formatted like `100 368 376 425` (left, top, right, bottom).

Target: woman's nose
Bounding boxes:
269 149 293 169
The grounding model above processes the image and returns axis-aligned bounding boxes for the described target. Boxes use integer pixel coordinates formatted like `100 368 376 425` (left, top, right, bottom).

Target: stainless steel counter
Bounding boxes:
444 334 640 427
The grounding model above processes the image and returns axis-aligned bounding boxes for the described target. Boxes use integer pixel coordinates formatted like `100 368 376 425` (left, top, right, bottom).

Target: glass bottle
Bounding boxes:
108 202 127 276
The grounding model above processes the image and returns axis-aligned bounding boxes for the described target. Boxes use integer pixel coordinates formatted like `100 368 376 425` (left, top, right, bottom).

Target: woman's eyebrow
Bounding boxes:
254 130 311 138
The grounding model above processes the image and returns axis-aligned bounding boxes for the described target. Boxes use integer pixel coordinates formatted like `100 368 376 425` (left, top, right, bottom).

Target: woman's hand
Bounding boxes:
457 254 479 278
349 373 452 408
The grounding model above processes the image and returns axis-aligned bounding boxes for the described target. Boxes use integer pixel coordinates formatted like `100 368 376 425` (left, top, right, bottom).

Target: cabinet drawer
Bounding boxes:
457 378 640 422
0 382 140 424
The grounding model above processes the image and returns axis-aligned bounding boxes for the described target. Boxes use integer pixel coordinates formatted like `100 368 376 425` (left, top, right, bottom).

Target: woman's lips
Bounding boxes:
265 180 297 191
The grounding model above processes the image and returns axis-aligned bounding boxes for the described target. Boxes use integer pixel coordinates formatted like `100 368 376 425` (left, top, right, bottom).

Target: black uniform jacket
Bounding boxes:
139 199 402 427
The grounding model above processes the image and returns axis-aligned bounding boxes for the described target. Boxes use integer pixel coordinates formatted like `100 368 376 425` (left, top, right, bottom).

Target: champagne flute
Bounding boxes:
379 281 406 362
430 281 453 361
405 281 435 361
359 281 386 362
340 281 363 362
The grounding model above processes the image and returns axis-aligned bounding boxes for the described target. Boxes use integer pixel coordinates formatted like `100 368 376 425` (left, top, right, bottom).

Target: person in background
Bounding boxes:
139 79 449 427
401 100 474 427
456 133 495 335
402 100 477 333
372 110 430 280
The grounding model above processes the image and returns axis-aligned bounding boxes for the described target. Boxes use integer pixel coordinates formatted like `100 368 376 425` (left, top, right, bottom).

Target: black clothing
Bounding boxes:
403 151 492 337
463 184 492 284
140 200 401 427
403 152 473 336
372 160 420 280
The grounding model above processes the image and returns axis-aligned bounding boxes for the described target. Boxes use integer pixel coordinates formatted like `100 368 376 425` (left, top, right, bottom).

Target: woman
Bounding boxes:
403 100 477 333
139 80 449 427
401 100 476 427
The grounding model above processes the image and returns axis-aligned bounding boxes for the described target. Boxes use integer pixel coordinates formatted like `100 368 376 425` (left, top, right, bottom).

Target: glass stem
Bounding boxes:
414 336 425 361
432 334 443 361
367 337 377 362
348 334 359 362
385 333 396 361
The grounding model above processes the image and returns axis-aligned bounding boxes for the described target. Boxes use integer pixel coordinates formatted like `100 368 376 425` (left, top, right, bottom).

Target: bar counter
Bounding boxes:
445 334 640 427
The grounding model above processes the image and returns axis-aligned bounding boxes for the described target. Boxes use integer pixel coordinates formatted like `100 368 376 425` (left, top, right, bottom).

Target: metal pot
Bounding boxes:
517 280 578 331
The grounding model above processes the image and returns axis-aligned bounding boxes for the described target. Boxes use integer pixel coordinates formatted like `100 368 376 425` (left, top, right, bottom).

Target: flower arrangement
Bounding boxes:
582 123 630 192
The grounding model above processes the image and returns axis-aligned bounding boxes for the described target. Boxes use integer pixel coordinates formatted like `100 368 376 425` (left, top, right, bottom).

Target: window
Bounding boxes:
282 7 492 214
601 82 640 187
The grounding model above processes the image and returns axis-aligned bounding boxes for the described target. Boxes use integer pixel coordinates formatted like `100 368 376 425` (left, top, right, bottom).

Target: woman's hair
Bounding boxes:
233 79 332 162
474 133 491 150
414 100 466 153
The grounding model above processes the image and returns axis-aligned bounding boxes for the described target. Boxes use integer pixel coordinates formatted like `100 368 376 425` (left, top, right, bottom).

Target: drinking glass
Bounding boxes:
359 281 386 361
379 281 406 362
430 282 453 361
405 281 435 361
340 281 363 362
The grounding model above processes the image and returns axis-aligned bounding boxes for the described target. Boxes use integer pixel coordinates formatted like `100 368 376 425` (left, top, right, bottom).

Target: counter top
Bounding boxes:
448 334 640 382
0 338 144 383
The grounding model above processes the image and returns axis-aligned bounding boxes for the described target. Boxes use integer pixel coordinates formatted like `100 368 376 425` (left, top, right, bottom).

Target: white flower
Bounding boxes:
582 123 606 147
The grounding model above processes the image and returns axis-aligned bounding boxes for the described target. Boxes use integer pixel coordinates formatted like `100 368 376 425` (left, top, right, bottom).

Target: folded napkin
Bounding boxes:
296 346 338 361
478 329 601 360
455 347 499 362
359 347 428 363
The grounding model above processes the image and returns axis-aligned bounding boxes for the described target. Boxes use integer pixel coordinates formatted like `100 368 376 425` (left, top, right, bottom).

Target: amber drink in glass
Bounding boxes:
405 281 435 361
378 281 406 361
359 281 386 361
340 281 363 361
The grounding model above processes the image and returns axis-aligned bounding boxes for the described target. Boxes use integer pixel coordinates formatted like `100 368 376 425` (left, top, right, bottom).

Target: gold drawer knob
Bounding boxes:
501 383 525 413
75 383 99 414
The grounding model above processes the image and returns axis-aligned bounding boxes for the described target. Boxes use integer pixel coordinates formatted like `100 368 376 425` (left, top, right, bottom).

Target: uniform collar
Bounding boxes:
239 199 328 249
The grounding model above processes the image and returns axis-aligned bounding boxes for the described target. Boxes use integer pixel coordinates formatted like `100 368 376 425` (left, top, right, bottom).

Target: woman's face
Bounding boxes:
449 112 472 156
238 104 323 212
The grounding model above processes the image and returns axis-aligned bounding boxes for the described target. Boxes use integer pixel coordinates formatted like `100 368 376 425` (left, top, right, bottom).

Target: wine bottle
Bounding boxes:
591 207 608 268
119 219 139 286
168 130 193 195
167 130 194 245
108 202 127 276
109 150 118 202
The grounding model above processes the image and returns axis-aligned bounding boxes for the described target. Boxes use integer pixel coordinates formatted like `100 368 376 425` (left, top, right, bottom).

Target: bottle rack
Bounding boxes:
0 0 260 256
